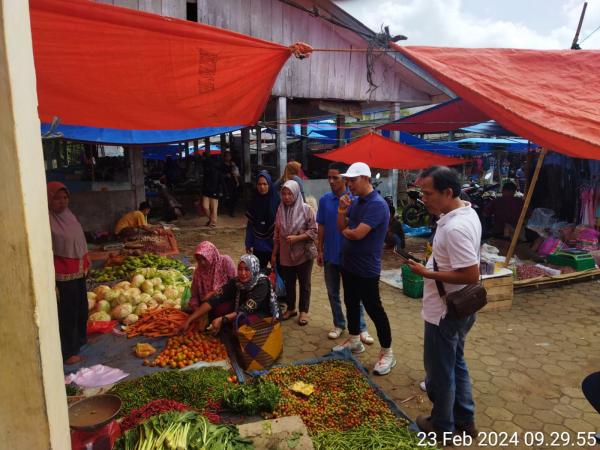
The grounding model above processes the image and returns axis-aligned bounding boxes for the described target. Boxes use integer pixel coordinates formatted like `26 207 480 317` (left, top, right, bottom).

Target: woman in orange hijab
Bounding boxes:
48 182 89 365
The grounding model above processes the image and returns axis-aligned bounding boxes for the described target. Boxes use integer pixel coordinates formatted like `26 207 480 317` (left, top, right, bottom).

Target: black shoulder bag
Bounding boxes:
433 258 487 319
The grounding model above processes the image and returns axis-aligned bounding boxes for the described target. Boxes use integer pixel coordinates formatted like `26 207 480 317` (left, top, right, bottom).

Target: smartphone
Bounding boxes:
393 246 422 264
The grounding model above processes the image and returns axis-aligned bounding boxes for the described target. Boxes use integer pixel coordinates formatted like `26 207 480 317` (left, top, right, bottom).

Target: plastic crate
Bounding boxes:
547 251 596 271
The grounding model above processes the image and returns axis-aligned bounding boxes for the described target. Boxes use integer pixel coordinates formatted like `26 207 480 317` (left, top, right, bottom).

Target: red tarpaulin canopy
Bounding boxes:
30 0 294 130
393 45 600 159
379 98 489 133
316 133 465 169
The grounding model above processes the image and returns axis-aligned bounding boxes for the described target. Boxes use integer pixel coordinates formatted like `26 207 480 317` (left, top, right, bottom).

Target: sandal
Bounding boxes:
282 310 298 321
298 313 309 326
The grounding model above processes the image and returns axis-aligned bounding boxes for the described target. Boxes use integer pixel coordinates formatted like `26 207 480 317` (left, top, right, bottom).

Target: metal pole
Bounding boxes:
256 126 262 166
391 102 401 206
276 96 287 178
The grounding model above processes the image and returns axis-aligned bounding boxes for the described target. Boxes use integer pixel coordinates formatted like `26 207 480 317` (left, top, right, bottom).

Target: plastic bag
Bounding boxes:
269 269 286 298
526 208 557 237
86 320 118 335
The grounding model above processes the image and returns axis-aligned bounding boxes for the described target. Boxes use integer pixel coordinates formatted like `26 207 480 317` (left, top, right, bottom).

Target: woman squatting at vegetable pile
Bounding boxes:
181 254 280 334
47 181 90 365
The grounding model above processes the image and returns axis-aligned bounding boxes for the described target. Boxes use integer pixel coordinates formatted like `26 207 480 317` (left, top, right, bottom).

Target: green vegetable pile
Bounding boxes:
312 422 437 450
263 360 399 433
223 380 280 416
91 254 190 282
109 368 228 416
115 411 253 450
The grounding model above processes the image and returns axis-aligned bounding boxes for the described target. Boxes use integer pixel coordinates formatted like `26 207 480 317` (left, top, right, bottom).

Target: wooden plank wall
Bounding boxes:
95 0 187 19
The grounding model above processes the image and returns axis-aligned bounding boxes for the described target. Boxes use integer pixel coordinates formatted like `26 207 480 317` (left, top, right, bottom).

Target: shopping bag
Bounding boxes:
235 315 283 371
86 320 118 335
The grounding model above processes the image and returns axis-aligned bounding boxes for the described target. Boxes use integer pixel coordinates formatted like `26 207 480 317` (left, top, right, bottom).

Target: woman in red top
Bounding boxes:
48 182 89 365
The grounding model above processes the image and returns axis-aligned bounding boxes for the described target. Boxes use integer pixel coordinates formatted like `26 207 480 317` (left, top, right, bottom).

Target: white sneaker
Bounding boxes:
332 336 365 354
360 331 375 345
419 381 427 392
328 327 344 339
373 350 396 375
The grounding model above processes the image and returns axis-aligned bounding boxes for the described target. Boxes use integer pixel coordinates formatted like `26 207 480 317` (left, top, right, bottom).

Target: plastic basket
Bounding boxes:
401 265 423 298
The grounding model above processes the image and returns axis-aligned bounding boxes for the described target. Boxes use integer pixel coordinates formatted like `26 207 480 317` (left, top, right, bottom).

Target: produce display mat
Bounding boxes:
64 332 230 383
514 267 600 288
249 349 414 426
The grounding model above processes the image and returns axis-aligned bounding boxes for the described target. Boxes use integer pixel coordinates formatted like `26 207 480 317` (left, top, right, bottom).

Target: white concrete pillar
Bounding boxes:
276 96 287 178
0 1 70 448
391 102 402 206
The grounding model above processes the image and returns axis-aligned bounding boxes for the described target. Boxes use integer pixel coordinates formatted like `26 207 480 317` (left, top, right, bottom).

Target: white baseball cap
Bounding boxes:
340 162 372 178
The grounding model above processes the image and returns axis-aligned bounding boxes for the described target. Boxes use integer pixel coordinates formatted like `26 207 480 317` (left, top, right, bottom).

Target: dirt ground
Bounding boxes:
172 213 600 449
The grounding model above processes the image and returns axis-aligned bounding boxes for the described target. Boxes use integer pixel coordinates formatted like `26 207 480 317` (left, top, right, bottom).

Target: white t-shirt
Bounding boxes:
421 203 482 325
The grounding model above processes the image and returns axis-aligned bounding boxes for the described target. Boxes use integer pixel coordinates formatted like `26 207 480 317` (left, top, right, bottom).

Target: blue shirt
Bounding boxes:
341 190 390 278
316 191 347 265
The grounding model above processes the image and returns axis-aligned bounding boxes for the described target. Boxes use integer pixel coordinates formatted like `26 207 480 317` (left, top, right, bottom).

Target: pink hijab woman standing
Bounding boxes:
47 182 89 365
271 180 317 325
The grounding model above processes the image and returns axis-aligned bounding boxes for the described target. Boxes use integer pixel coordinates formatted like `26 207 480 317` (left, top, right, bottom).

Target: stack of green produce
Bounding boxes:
222 380 280 416
115 411 253 450
90 254 190 282
109 368 228 416
312 422 437 450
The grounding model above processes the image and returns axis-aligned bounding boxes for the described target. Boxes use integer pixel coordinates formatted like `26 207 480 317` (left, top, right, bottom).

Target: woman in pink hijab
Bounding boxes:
189 241 236 309
47 181 89 365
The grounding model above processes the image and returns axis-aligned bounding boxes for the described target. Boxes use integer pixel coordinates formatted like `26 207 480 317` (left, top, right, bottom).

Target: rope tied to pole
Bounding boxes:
289 42 314 59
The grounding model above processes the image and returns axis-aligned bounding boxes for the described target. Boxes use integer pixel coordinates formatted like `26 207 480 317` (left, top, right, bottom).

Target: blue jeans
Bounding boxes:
324 262 367 332
424 314 476 432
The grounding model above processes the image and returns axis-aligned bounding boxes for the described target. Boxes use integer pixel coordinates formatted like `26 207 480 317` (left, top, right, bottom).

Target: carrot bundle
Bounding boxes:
125 308 198 338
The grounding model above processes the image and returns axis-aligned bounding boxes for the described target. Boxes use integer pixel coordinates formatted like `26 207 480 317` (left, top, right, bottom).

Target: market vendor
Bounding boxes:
47 181 89 365
484 181 525 238
114 201 157 238
181 254 280 334
188 241 236 309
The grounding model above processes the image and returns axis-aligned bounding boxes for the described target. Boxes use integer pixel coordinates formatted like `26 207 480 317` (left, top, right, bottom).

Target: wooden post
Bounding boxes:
204 137 211 153
336 114 345 147
276 96 287 177
242 127 251 184
504 148 547 266
391 102 401 206
256 126 262 166
129 145 146 208
229 132 234 151
300 119 308 171
220 133 226 152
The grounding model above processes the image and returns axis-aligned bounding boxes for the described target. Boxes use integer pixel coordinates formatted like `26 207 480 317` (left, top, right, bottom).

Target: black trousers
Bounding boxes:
583 372 600 414
280 259 313 313
57 277 88 360
341 269 392 348
254 250 272 270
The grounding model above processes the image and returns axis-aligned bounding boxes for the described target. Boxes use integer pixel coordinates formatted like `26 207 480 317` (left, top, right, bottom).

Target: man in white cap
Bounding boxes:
334 162 396 375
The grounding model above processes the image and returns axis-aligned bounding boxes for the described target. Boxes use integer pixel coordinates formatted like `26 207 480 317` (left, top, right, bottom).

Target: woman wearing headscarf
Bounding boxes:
245 170 280 269
188 241 236 309
271 180 317 325
47 182 89 365
182 254 280 333
273 161 306 200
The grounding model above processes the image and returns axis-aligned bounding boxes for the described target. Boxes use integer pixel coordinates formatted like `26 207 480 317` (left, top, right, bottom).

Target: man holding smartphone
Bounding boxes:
317 162 373 343
334 162 395 376
406 166 481 439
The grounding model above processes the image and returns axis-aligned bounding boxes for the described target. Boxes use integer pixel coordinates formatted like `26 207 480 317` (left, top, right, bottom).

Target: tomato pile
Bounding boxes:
263 360 398 433
147 332 228 368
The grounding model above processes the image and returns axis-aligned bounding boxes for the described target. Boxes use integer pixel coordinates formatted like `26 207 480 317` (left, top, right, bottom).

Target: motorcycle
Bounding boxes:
402 188 430 228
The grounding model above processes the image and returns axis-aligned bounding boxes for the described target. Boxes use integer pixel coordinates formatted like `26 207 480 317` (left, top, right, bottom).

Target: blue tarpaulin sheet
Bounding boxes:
402 223 432 237
41 123 242 145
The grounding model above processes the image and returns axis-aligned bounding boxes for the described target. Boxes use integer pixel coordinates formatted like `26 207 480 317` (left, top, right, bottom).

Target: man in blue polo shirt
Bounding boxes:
333 162 395 376
317 162 373 344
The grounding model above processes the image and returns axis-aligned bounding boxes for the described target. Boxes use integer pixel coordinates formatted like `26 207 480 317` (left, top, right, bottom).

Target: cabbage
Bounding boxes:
139 293 152 303
177 286 185 295
93 285 111 300
152 293 167 303
87 292 97 301
131 274 145 288
146 299 158 309
117 293 132 305
164 287 178 300
162 300 176 309
111 303 133 320
123 314 139 325
89 311 111 322
141 280 154 294
114 281 131 290
151 277 162 286
104 289 120 302
134 304 148 316
126 287 141 297
157 284 166 292
95 300 110 313
88 297 96 311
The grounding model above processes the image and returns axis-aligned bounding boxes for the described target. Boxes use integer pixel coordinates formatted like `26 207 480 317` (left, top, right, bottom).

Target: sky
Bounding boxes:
334 0 600 49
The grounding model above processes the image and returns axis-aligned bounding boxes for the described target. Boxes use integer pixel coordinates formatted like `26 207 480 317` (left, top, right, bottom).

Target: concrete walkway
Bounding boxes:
174 216 600 446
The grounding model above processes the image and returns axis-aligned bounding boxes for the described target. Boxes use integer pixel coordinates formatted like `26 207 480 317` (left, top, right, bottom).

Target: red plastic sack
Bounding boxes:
70 420 120 450
86 320 118 336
